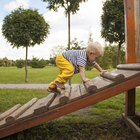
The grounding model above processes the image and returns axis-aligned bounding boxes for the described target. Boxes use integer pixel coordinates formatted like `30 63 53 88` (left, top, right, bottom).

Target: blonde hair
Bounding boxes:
86 42 104 57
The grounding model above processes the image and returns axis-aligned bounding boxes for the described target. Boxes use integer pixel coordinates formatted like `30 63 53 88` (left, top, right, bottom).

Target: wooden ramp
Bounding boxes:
0 64 140 138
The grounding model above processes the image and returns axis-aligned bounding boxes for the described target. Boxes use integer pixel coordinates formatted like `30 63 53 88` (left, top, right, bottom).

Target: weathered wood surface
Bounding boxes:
69 85 82 101
0 104 21 121
18 94 56 120
117 63 140 70
83 80 97 93
112 69 140 80
91 77 114 91
34 93 56 115
59 85 71 105
6 98 37 123
101 72 125 82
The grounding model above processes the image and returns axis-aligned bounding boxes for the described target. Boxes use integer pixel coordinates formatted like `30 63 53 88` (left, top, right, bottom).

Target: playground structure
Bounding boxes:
0 0 140 138
0 64 140 138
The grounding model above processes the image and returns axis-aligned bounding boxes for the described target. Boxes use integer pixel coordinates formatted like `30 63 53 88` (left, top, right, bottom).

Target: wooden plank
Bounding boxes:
101 72 125 82
59 85 71 105
49 86 71 110
83 80 97 93
79 77 115 97
49 95 62 110
0 104 21 121
91 77 115 91
18 95 56 120
6 98 37 123
122 113 140 137
69 85 82 101
34 93 56 115
79 84 88 96
17 99 44 120
117 64 140 70
112 69 140 79
0 119 6 127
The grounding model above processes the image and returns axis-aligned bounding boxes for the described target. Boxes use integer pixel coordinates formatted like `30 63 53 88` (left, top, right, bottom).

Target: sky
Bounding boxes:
0 0 105 60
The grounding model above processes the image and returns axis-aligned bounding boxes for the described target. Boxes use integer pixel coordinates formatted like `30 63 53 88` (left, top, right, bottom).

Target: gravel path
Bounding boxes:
0 84 139 90
0 84 78 90
0 84 49 90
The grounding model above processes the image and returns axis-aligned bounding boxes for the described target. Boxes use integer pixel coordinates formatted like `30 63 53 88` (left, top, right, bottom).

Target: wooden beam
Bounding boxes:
122 113 140 137
134 0 140 62
124 0 137 117
124 0 136 63
125 88 136 116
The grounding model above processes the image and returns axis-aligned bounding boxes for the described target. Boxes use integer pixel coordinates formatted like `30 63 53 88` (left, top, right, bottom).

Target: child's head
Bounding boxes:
86 42 104 61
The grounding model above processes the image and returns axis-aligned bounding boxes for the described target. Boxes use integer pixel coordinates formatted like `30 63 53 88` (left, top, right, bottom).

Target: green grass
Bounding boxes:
0 66 58 83
0 66 102 83
0 89 49 112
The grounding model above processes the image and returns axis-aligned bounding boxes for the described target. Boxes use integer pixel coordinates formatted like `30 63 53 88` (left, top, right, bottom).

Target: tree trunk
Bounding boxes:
67 10 71 50
25 46 28 83
117 43 121 65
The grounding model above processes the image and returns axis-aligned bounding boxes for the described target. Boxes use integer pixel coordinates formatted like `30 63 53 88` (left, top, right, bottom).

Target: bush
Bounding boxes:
30 57 47 68
16 59 24 68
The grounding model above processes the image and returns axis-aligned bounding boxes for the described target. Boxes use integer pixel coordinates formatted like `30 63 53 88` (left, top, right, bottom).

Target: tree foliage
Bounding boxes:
42 0 87 15
70 38 85 50
98 45 125 69
101 0 125 64
101 0 124 45
2 8 50 48
2 8 50 82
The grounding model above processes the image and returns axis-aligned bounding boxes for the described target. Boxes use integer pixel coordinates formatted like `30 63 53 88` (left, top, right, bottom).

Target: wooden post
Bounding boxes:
135 0 140 62
124 0 136 116
124 0 140 116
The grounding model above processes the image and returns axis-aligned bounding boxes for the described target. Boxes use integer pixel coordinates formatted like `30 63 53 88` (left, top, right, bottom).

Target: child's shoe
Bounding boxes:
55 81 65 89
47 87 59 93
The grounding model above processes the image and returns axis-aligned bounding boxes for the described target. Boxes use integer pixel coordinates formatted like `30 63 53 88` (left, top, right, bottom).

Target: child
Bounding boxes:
47 41 106 93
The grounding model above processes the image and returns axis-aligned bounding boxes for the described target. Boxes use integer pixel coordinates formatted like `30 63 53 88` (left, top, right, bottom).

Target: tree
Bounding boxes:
2 8 50 82
70 37 85 50
42 0 87 50
101 0 125 65
51 45 66 58
98 44 125 69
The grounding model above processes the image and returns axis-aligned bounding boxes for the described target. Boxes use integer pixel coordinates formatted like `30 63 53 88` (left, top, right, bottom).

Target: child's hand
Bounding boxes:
83 78 90 83
100 70 107 75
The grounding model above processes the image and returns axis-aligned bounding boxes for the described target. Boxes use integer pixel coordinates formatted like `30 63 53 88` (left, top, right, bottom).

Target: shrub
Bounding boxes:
30 57 47 68
16 59 24 68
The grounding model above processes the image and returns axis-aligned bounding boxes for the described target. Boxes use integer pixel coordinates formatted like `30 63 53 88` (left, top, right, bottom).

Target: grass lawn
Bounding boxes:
0 66 140 139
0 66 103 83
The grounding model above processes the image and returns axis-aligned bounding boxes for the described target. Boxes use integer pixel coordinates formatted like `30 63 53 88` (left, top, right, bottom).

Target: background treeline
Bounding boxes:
0 44 125 69
0 57 49 68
